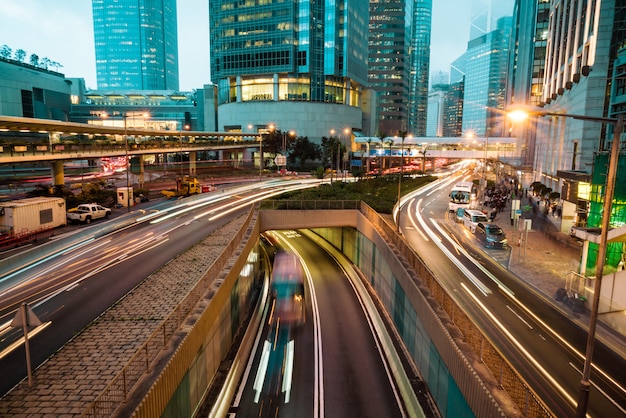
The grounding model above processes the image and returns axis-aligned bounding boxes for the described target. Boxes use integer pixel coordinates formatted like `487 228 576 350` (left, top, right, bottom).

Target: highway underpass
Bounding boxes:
97 205 533 418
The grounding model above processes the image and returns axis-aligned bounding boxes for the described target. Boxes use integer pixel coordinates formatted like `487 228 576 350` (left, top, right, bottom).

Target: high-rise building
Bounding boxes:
519 1 626 239
443 79 464 137
469 0 515 41
460 16 512 137
506 0 550 166
426 85 448 137
368 0 432 137
92 0 179 91
407 0 432 136
368 0 412 136
209 0 371 142
369 0 432 137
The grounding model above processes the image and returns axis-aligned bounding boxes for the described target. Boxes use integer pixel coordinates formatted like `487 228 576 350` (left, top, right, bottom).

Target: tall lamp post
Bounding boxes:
259 132 263 181
343 128 350 180
123 113 130 211
509 108 624 417
396 131 408 233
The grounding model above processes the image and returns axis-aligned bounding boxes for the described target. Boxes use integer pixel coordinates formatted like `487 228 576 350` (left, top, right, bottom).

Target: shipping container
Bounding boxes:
0 197 67 236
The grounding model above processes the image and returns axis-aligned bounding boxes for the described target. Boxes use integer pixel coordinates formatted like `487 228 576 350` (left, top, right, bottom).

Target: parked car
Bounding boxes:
66 203 112 224
475 222 508 248
462 209 489 233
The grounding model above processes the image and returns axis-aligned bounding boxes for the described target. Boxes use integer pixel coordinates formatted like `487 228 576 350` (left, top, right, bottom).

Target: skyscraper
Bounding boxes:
408 0 432 136
506 0 550 166
92 0 179 90
209 0 370 141
368 0 432 137
368 0 412 136
461 16 512 137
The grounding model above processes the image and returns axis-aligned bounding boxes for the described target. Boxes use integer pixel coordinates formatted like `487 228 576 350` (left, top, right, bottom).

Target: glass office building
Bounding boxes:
460 16 512 137
210 0 370 141
92 0 179 91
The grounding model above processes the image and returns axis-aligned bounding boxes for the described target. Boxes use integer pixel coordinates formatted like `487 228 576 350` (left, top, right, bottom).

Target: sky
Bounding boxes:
0 0 473 91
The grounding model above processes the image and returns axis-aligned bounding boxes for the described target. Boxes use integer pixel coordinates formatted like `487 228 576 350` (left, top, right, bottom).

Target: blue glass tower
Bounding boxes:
92 0 179 90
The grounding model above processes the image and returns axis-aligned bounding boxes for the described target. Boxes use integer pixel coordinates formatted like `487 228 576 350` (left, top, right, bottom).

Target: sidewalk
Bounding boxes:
491 195 626 356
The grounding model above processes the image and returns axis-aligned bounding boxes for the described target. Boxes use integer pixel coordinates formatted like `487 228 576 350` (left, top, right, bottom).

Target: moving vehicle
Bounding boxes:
448 181 478 212
161 176 202 198
269 250 306 327
462 209 489 233
475 222 508 248
66 203 111 224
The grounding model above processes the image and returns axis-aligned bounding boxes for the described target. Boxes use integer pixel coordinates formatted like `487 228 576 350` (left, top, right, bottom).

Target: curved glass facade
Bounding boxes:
217 74 360 106
210 0 367 108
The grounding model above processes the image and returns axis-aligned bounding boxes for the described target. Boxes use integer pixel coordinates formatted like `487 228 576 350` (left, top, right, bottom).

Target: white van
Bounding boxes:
463 209 489 233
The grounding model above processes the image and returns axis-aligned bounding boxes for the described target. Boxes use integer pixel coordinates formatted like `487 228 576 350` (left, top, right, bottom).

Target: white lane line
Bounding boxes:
568 362 626 415
461 282 576 408
506 305 533 330
281 237 324 418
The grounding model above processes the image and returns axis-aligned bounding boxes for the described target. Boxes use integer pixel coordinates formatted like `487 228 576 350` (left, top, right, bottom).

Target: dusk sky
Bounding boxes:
0 0 473 91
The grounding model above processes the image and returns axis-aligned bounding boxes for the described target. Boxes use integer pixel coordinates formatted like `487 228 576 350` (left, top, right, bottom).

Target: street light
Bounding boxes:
509 107 624 417
343 128 350 179
259 131 263 181
396 131 408 233
178 124 190 179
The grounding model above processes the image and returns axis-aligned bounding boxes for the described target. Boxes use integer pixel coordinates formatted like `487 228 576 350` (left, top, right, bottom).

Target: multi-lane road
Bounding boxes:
0 179 320 397
1 172 625 417
397 174 626 417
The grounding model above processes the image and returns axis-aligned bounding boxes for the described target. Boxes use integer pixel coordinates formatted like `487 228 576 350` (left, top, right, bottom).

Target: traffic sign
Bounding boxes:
274 155 286 166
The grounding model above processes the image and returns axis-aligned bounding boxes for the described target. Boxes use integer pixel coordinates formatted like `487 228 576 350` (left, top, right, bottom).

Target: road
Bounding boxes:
397 173 626 417
0 178 321 397
228 230 406 418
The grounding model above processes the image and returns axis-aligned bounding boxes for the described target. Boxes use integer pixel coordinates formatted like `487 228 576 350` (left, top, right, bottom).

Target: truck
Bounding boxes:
66 203 112 224
161 176 202 198
0 197 67 247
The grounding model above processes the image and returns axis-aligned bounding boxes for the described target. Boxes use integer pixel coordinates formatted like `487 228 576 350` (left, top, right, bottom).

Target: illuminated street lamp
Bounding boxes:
396 131 408 233
509 107 624 417
179 123 190 178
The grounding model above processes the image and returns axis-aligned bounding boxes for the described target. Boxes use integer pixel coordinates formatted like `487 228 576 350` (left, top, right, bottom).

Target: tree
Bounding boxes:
320 135 343 169
289 136 321 169
40 57 51 69
0 45 12 59
263 130 283 156
14 49 26 62
50 60 63 71
29 53 39 67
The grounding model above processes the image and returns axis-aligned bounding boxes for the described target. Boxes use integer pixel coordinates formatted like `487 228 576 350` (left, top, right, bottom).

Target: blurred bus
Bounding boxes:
449 181 477 212
270 251 305 327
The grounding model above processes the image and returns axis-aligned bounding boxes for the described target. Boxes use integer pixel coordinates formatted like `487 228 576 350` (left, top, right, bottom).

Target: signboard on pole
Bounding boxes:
274 155 286 166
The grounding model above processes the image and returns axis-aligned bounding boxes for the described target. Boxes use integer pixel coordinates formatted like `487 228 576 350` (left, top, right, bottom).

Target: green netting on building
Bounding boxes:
585 153 626 273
